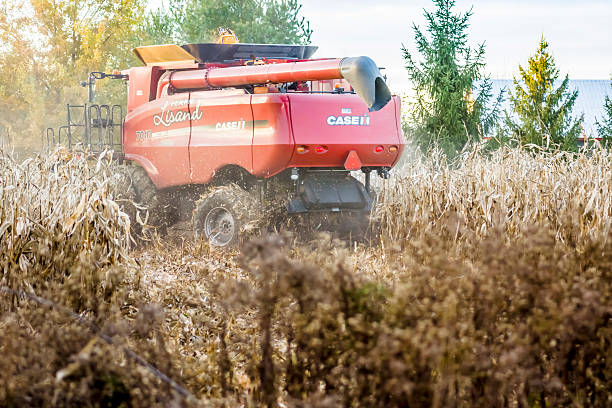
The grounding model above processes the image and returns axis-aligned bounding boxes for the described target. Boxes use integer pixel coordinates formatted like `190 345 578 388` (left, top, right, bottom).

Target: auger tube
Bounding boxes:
165 57 391 111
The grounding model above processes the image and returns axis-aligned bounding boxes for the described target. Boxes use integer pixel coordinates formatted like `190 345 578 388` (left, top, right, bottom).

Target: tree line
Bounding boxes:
0 0 610 155
405 0 612 158
0 0 310 150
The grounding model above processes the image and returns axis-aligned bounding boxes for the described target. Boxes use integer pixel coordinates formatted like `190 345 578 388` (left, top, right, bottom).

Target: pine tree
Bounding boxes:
402 0 499 158
596 78 612 141
505 37 582 151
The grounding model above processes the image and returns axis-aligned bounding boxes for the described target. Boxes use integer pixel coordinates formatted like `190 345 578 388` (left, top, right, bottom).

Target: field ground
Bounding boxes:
0 146 610 407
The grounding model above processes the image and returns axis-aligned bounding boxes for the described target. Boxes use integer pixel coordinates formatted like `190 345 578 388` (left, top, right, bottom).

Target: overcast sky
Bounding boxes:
150 0 612 93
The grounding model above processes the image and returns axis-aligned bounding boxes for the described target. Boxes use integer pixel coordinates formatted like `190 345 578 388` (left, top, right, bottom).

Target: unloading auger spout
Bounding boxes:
166 56 391 111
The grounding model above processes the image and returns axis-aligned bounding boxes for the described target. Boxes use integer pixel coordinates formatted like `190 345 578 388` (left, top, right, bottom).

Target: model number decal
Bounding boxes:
326 115 370 126
135 130 152 141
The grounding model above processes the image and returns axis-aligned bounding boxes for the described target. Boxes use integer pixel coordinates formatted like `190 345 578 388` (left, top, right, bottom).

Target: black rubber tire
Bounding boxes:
112 164 169 237
193 184 262 248
127 166 166 227
112 165 140 237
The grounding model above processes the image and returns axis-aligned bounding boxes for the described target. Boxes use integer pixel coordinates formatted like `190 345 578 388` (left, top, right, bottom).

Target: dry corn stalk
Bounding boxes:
377 145 612 245
0 149 131 289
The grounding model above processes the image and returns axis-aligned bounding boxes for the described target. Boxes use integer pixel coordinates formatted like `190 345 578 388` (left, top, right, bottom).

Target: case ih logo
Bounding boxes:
326 114 371 126
216 120 247 130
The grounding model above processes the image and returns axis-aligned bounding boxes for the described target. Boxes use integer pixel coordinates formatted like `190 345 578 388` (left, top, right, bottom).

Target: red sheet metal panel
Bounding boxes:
286 93 403 168
188 90 254 184
123 93 192 188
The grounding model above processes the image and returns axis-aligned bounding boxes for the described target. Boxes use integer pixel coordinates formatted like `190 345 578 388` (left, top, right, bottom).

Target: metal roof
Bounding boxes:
476 79 612 138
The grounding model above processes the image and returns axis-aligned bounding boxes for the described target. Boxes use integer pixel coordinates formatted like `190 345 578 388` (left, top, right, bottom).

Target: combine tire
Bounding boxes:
193 184 261 248
127 166 166 228
113 165 167 236
113 166 139 234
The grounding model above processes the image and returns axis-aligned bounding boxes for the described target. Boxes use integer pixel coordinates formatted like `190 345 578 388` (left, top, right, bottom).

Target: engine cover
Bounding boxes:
287 172 373 213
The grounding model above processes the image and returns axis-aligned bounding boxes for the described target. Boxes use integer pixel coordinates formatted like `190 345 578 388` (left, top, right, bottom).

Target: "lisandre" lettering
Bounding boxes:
153 100 203 127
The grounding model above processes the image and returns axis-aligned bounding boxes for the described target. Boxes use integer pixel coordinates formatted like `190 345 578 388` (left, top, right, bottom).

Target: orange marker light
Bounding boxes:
389 145 398 152
296 145 308 154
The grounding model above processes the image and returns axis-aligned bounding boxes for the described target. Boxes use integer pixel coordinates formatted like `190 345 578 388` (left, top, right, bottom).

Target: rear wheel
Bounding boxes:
203 206 237 247
193 184 262 248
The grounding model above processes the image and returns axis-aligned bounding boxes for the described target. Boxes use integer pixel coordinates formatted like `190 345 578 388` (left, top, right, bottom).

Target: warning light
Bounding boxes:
375 145 384 153
314 145 328 154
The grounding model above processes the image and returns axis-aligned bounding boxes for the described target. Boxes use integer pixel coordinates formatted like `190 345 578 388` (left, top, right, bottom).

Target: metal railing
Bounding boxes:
45 103 123 153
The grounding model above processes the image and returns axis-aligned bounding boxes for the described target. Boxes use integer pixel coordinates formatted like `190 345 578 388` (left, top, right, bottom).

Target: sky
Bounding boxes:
149 0 612 93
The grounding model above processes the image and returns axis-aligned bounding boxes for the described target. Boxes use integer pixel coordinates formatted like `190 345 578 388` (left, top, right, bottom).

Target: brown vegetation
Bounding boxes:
0 147 610 407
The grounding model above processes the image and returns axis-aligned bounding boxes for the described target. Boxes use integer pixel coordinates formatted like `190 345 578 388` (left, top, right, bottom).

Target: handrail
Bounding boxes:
45 103 125 154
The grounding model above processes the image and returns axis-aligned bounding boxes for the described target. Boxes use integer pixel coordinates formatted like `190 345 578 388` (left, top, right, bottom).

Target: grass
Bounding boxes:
0 146 610 407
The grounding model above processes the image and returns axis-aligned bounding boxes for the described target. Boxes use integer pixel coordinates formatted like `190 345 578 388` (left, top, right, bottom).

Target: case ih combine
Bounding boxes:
46 37 405 246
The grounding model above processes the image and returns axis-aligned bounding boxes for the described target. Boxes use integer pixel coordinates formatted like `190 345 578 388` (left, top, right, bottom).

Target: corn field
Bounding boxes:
0 146 610 407
377 146 612 245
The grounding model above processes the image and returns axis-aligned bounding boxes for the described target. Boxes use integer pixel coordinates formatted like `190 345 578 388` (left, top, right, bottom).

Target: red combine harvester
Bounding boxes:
46 40 405 246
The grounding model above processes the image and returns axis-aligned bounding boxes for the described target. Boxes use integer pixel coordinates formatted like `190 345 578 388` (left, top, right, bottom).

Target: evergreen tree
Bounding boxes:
596 78 612 141
402 0 499 158
505 37 582 151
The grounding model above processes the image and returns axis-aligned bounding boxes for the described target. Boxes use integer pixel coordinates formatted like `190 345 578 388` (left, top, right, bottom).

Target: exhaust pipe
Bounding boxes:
166 57 392 111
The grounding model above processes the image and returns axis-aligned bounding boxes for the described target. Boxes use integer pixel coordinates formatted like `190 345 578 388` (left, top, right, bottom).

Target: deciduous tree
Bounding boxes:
144 0 312 45
0 0 146 149
30 0 146 102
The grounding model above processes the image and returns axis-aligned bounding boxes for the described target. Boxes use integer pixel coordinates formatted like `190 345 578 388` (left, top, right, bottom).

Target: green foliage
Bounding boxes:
144 0 312 45
140 0 186 45
402 0 500 159
505 37 582 151
183 0 311 44
596 78 612 140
